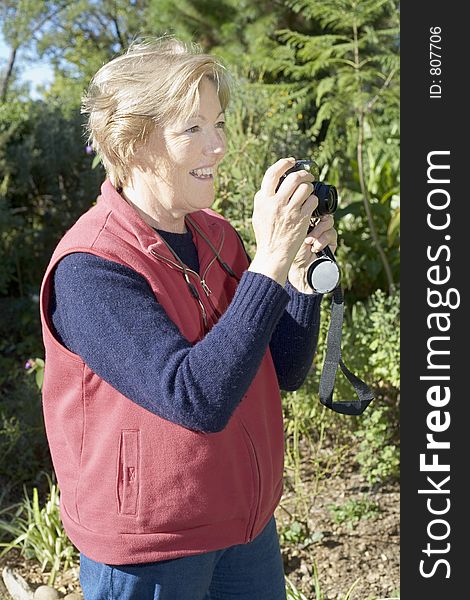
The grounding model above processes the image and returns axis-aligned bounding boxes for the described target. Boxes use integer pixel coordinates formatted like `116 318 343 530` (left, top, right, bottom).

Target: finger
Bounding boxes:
288 181 315 212
276 169 315 202
310 229 338 253
305 215 335 241
277 170 315 201
260 157 296 195
300 193 319 218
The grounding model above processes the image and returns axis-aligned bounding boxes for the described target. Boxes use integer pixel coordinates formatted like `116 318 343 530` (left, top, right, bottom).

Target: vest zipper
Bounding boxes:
239 419 261 542
149 225 226 332
150 228 225 300
150 249 220 330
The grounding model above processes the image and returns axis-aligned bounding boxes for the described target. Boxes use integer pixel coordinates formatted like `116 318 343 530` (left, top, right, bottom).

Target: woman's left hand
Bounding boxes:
288 215 338 294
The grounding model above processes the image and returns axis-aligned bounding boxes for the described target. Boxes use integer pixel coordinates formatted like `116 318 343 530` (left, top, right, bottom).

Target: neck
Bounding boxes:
120 179 187 234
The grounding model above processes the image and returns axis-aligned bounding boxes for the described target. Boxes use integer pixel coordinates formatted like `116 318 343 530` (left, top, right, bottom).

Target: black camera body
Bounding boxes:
275 159 338 218
277 159 340 293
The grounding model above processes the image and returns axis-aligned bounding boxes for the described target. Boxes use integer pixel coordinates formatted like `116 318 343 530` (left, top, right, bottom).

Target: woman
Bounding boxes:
39 37 336 600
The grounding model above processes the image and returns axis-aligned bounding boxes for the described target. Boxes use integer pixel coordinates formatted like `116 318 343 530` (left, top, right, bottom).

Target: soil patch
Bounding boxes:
277 465 399 599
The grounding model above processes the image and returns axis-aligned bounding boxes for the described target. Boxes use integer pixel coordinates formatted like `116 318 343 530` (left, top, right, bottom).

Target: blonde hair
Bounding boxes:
81 36 231 187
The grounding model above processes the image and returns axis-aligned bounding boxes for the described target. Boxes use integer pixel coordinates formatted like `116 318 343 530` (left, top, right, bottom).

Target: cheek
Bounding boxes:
163 135 193 164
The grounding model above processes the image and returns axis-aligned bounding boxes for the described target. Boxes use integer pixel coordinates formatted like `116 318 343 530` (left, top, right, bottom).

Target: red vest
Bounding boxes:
40 180 285 564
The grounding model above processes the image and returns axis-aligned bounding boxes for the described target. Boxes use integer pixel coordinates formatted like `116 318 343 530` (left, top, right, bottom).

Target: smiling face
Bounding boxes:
130 77 227 219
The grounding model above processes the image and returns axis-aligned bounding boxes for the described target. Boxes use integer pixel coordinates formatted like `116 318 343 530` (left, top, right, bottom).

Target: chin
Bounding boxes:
194 193 216 211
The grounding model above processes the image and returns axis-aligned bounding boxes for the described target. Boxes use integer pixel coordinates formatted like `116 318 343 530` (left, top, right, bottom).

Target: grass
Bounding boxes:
286 562 361 600
0 473 78 585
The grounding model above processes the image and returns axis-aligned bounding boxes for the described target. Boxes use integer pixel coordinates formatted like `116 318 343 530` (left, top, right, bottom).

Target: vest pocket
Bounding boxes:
117 429 140 515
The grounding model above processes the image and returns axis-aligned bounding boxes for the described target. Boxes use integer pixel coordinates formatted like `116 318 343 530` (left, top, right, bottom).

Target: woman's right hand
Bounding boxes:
248 157 318 286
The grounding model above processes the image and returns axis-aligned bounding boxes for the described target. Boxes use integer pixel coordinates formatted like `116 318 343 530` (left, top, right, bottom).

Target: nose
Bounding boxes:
203 128 226 158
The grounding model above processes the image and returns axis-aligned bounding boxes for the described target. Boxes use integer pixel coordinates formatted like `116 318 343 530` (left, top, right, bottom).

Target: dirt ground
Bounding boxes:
277 467 400 600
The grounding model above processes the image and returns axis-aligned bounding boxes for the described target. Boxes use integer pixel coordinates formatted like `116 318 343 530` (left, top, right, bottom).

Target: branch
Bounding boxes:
29 1 74 39
110 1 126 51
1 46 17 103
365 67 397 113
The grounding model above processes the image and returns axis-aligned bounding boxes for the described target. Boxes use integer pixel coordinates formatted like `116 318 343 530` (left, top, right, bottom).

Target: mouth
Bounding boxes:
189 166 215 181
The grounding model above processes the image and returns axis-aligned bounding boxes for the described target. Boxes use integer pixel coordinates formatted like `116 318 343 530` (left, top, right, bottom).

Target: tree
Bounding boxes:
34 0 149 106
269 0 399 294
0 0 72 102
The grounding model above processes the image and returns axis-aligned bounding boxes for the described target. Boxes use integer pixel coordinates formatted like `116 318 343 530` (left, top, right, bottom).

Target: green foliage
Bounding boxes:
0 100 101 504
0 97 102 430
279 518 323 550
354 404 399 484
145 0 290 74
363 291 400 389
0 474 78 585
282 381 353 521
39 0 150 105
0 413 21 468
328 496 380 529
0 374 50 496
0 98 102 297
0 1 61 51
25 357 45 390
316 288 400 398
146 0 240 49
266 0 400 297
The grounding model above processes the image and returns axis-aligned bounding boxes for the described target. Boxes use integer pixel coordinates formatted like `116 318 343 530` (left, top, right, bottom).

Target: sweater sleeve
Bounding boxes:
232 232 323 391
269 282 323 391
51 252 289 433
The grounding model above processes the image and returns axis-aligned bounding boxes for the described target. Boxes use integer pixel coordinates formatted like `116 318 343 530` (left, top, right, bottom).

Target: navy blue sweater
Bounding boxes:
50 229 322 433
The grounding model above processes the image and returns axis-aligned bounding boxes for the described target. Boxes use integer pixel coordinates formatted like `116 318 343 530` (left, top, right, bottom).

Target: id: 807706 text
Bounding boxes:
429 26 443 99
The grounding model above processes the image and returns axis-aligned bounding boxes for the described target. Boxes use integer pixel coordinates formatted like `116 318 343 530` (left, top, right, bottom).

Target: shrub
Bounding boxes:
0 374 50 497
354 404 400 485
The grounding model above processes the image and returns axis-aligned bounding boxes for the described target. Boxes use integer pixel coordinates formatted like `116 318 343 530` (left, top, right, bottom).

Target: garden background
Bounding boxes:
0 1 399 598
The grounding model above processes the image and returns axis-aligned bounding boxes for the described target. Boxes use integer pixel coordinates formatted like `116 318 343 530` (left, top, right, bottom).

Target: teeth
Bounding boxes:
190 167 214 177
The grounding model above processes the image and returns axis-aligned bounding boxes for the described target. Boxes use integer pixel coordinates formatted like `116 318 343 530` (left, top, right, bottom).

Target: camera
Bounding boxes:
276 158 340 293
275 159 338 217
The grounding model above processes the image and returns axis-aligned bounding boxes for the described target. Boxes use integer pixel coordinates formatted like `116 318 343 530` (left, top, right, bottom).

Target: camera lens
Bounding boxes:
312 182 338 217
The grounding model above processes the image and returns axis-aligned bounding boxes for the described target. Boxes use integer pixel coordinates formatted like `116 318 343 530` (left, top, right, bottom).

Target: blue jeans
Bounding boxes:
79 516 287 600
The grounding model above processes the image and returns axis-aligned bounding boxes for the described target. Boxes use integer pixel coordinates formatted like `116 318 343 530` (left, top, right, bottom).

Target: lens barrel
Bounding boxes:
312 182 338 217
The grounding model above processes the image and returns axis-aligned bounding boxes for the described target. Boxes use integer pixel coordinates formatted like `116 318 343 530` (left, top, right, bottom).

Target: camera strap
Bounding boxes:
319 285 374 416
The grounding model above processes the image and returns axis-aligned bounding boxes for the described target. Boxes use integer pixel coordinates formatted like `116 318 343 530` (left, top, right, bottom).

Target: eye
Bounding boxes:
185 125 200 133
215 121 226 130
